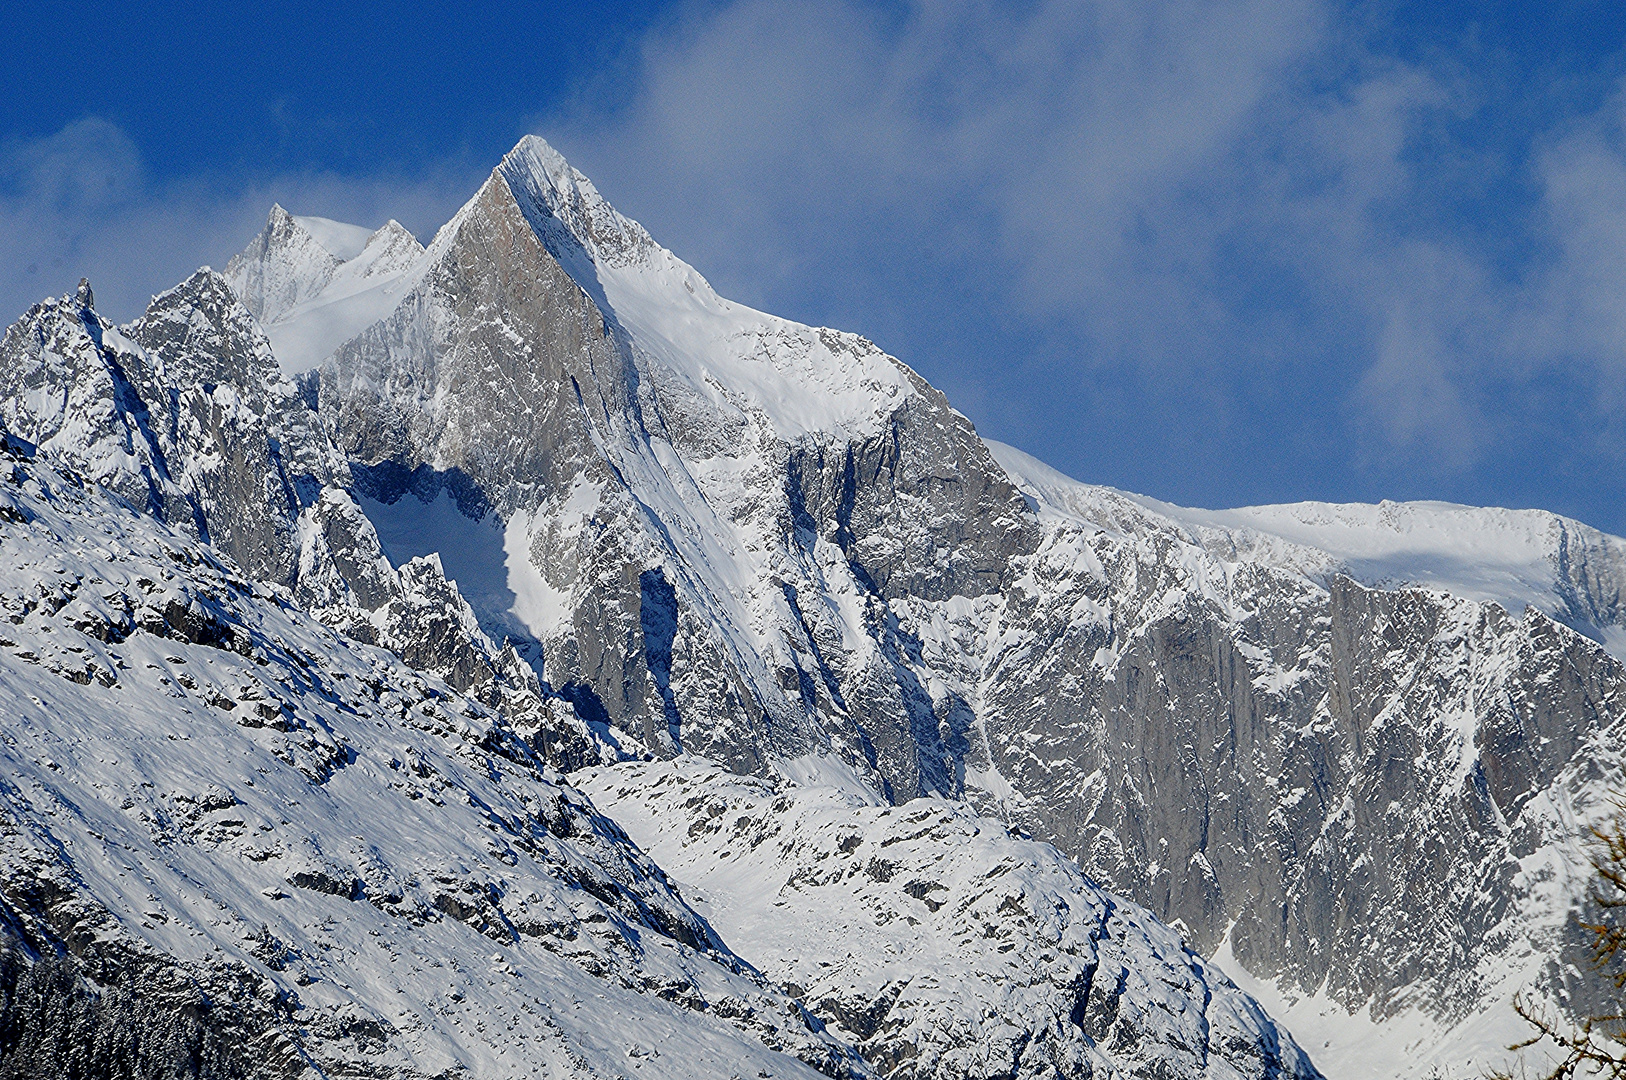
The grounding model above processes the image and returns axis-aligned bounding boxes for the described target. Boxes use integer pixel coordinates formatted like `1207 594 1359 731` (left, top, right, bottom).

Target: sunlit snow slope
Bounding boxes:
580 757 1322 1080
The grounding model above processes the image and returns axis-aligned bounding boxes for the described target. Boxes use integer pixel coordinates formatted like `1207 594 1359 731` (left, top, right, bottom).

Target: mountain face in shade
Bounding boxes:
2 133 1622 1078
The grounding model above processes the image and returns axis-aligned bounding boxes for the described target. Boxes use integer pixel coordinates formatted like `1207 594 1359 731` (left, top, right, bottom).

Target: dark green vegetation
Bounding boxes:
0 943 245 1080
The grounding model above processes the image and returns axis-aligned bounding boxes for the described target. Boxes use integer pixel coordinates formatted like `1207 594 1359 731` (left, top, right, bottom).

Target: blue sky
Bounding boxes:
4 1 1626 532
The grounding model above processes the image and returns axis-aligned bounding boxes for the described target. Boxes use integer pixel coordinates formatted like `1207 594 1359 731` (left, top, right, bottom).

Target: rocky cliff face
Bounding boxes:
981 515 1626 999
0 412 1317 1077
0 273 312 584
974 448 1626 1073
3 132 1623 1077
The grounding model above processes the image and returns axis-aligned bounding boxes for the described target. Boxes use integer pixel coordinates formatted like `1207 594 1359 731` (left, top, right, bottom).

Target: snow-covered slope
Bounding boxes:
292 215 374 261
579 757 1322 1080
497 136 919 441
0 432 865 1079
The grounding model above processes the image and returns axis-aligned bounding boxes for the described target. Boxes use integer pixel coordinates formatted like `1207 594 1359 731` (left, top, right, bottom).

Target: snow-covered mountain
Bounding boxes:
1 132 1621 1078
225 206 425 374
0 386 1314 1078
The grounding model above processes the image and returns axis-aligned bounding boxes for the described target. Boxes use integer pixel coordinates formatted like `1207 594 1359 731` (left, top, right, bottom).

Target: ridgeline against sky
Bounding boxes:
2 0 1624 530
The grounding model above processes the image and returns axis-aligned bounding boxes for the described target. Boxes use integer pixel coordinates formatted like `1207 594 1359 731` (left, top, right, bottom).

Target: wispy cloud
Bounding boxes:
1531 85 1626 391
0 118 482 324
548 0 1626 509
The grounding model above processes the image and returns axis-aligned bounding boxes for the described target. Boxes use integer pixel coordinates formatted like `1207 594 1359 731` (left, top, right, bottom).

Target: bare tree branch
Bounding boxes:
1488 799 1626 1079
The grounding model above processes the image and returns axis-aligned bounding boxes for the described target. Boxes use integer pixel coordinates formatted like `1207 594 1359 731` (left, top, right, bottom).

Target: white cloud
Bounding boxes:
551 0 1626 478
558 0 1324 318
1531 87 1626 392
0 119 482 324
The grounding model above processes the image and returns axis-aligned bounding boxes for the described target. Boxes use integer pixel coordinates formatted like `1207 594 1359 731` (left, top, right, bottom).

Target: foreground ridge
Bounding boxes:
0 432 864 1078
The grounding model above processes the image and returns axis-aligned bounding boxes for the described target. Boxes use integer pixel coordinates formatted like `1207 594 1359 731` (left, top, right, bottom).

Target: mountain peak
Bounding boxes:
292 214 376 261
359 219 423 266
373 218 414 241
498 134 655 269
507 133 574 185
226 207 344 324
